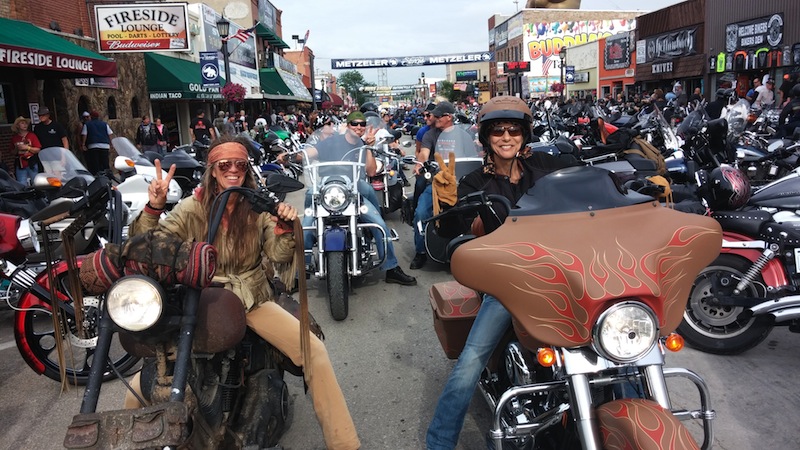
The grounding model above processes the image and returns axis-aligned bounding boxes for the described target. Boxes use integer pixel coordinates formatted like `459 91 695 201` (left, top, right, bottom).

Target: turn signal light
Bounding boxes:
537 347 557 367
388 170 395 176
665 333 684 352
46 177 62 187
125 159 135 167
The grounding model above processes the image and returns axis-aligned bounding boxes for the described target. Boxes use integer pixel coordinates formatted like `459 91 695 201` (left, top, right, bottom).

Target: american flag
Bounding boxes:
222 23 258 43
542 56 554 76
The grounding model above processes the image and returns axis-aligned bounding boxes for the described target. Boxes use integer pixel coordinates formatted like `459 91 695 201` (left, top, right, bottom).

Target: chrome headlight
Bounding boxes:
593 301 658 363
17 219 40 254
106 275 163 331
320 183 350 213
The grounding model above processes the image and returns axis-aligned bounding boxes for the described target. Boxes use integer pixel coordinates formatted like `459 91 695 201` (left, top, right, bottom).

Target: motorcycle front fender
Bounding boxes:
322 226 348 252
597 398 700 450
720 231 788 288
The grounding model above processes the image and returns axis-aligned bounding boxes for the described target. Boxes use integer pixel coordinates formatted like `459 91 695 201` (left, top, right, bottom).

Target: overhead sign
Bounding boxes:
725 13 784 52
643 27 698 63
200 51 219 88
504 61 531 74
331 52 493 69
456 70 478 81
604 31 633 70
95 3 190 53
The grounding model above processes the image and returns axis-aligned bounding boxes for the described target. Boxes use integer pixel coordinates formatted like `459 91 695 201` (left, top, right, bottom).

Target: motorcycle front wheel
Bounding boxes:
14 295 140 385
326 251 349 321
678 254 774 355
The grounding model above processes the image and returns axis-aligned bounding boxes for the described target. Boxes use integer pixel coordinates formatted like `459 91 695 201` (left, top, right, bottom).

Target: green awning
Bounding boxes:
0 17 116 77
144 53 224 100
259 68 313 102
255 24 290 49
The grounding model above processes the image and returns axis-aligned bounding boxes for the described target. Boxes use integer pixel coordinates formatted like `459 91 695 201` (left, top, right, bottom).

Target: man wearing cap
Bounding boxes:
34 107 69 149
290 111 417 286
80 111 114 175
410 101 480 270
754 78 775 110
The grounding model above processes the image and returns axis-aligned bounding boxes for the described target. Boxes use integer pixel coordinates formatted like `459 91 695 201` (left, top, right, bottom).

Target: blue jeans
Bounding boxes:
427 294 511 450
413 184 433 254
303 180 398 271
15 164 38 185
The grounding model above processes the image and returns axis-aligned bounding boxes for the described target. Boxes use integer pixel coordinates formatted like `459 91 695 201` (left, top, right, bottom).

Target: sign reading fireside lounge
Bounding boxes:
95 3 190 53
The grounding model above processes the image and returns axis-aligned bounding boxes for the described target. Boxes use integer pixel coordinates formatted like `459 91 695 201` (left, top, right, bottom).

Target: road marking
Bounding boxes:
0 340 17 352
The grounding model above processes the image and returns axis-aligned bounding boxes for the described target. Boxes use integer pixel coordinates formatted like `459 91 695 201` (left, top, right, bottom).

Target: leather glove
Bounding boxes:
433 152 457 209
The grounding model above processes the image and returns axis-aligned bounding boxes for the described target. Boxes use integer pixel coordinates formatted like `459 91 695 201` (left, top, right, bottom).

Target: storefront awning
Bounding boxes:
255 24 290 50
259 68 314 102
144 53 224 100
328 93 344 106
0 17 117 77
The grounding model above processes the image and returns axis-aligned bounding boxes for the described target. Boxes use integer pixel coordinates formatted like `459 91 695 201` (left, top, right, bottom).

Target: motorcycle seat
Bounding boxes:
711 210 774 237
759 221 800 246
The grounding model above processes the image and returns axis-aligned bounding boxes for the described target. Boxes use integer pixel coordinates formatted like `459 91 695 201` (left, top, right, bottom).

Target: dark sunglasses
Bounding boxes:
423 113 432 117
434 113 449 119
490 125 523 137
215 159 249 172
349 121 367 127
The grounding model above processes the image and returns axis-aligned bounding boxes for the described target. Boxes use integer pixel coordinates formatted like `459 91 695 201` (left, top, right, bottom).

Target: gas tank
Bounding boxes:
748 169 800 210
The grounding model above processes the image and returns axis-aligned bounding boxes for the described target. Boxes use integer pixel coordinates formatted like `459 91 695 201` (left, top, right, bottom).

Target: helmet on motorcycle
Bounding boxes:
363 111 382 129
360 102 380 114
703 165 752 211
790 84 800 99
715 88 736 100
477 96 533 148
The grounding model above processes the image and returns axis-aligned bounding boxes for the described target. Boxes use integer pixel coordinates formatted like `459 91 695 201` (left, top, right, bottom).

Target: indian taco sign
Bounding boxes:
95 3 190 53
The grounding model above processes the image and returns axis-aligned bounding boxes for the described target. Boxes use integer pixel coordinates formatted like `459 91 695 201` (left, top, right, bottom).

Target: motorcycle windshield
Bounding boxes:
676 109 705 139
434 125 483 177
112 137 154 167
725 99 750 140
301 142 366 194
38 146 94 182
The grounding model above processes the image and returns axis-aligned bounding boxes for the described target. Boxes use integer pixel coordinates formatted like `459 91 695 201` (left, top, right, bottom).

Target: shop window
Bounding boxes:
107 97 117 119
78 96 90 118
130 97 140 119
0 83 15 124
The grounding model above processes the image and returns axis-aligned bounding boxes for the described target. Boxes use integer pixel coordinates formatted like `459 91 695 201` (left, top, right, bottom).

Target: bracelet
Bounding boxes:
144 202 165 215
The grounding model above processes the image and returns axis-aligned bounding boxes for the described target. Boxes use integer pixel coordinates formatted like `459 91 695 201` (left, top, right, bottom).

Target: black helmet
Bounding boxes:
360 102 379 113
703 165 751 211
314 114 331 129
715 88 736 99
363 111 382 129
790 83 800 99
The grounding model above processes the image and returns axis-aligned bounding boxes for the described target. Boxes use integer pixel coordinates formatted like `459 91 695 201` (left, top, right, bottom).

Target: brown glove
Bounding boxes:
433 152 457 215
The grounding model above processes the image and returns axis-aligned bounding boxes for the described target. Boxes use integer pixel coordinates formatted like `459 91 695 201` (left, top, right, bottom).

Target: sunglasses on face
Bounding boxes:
215 159 249 172
349 121 367 127
490 125 523 137
423 113 431 117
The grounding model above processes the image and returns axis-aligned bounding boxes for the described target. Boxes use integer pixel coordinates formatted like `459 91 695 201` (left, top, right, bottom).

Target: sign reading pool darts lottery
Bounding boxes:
95 3 190 53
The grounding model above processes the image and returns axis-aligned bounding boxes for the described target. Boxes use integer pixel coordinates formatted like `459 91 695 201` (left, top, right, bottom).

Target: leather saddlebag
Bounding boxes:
429 281 482 359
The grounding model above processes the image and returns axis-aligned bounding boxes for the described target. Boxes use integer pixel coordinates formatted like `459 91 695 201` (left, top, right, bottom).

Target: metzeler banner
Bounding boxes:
95 3 190 53
331 52 493 69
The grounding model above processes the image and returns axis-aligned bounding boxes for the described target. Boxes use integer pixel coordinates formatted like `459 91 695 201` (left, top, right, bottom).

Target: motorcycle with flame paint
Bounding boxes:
429 166 722 449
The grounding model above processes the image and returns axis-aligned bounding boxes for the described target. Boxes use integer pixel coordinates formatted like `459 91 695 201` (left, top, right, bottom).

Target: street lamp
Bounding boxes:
216 17 234 114
559 46 567 100
421 72 427 103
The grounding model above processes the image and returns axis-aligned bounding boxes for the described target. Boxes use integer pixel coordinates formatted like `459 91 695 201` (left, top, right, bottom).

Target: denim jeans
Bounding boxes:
15 164 38 185
413 184 433 254
303 180 397 271
426 294 511 450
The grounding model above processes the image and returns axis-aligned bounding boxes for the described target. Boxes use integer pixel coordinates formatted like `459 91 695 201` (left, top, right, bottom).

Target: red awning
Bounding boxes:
328 92 344 106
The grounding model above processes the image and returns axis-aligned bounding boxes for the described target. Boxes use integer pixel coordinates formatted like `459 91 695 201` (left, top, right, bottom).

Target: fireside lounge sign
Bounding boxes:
641 27 697 63
95 3 190 53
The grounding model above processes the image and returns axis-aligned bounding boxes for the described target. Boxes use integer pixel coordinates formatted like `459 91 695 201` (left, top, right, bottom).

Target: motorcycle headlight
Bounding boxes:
320 183 350 213
593 301 658 363
17 218 40 254
106 275 163 331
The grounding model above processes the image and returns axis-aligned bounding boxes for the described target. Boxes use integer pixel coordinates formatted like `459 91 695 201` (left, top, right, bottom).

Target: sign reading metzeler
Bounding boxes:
95 3 190 53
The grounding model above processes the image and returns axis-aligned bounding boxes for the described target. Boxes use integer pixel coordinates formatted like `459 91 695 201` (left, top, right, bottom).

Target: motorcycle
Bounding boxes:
3 166 138 385
678 164 800 354
112 137 183 218
63 177 306 449
368 129 408 216
300 142 394 320
430 165 722 449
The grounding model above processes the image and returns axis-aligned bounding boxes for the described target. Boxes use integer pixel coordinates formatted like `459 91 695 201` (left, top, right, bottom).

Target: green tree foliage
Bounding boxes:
440 80 471 104
337 70 373 105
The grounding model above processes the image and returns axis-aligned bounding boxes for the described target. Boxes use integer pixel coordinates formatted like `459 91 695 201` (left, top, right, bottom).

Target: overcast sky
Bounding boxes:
276 0 687 86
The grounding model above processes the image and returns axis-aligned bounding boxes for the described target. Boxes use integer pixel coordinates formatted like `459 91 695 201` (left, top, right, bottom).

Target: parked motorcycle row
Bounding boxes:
4 94 798 449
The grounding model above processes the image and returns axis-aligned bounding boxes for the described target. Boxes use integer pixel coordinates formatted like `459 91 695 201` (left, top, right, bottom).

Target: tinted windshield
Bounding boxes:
112 137 154 166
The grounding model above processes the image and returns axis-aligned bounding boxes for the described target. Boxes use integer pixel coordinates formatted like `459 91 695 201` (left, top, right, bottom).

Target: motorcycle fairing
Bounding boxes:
451 202 722 348
597 398 700 450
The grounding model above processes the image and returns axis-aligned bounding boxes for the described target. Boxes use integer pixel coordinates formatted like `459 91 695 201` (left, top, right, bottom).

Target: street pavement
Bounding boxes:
1 139 800 449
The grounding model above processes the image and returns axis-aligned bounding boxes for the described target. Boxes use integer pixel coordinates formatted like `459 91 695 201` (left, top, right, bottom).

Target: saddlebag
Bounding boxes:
64 401 190 449
429 281 481 359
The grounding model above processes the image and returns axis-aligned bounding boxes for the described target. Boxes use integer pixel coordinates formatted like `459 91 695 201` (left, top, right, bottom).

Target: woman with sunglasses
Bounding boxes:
426 96 580 450
128 135 360 450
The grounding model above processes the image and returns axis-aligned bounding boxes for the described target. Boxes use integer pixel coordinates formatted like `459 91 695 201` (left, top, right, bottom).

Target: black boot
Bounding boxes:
385 266 417 286
410 252 427 270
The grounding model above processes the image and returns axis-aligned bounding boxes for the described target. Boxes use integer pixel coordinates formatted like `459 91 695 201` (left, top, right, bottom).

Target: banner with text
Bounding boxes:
331 52 493 69
95 3 189 53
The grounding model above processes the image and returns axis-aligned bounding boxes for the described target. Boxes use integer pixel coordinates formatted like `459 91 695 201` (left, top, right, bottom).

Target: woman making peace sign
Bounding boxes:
126 135 360 450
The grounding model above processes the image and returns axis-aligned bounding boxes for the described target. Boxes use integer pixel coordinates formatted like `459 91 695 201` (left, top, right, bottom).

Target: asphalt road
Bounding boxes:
2 144 800 449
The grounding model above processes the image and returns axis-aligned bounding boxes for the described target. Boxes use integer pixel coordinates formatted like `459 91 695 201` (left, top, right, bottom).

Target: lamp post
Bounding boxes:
216 17 234 114
421 72 427 103
559 46 567 100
